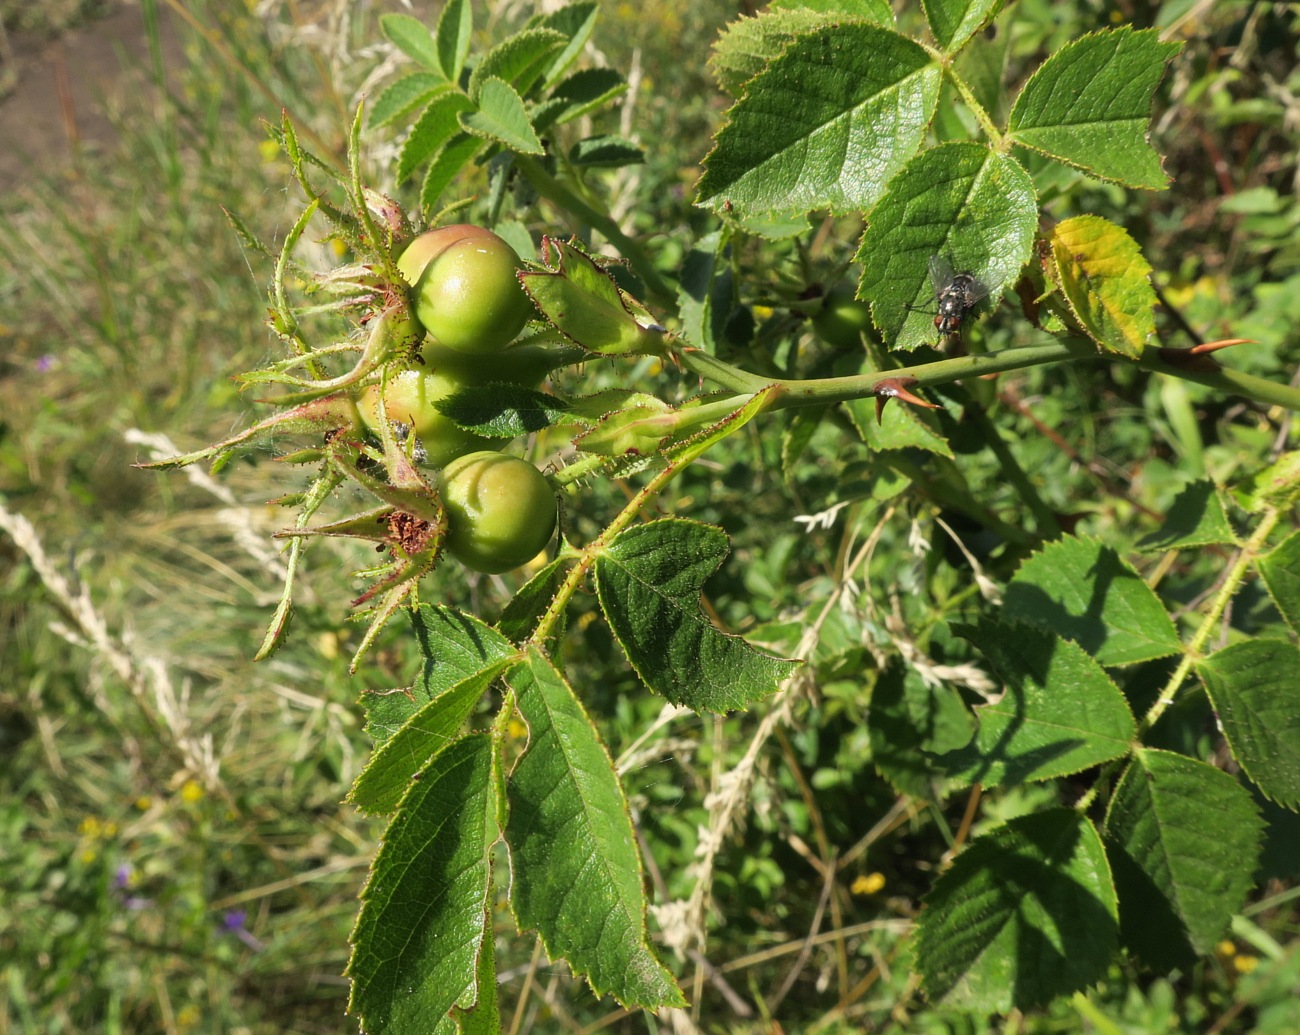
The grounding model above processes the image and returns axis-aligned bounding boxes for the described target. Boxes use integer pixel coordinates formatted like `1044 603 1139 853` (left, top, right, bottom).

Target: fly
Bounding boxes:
927 255 988 340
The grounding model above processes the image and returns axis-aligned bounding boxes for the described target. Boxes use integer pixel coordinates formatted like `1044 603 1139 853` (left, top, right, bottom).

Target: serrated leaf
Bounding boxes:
455 886 499 1033
917 809 1118 1012
697 23 940 216
846 392 954 456
436 0 473 82
858 142 1037 350
1136 478 1238 552
505 648 684 1008
459 78 544 154
352 608 518 814
468 28 568 102
1259 531 1300 635
533 68 627 132
398 91 475 183
530 2 599 88
1049 215 1156 358
520 238 667 356
936 620 1135 788
921 0 1002 53
1008 27 1181 189
1002 536 1182 666
347 734 495 1032
594 519 799 712
421 133 481 212
868 659 972 799
709 9 838 97
1104 748 1264 970
370 73 450 130
714 3 894 96
436 385 575 438
381 13 441 71
1197 640 1300 810
570 135 644 168
773 0 892 15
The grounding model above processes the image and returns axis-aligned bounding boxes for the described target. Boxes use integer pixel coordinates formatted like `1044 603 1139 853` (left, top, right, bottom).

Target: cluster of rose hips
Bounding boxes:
365 224 558 575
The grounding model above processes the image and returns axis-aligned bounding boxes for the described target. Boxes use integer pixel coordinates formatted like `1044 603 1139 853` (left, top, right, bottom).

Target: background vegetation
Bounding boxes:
2 1 1297 1032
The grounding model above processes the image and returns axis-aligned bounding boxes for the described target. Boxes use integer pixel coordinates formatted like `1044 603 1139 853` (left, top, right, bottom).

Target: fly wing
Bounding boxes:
959 272 991 308
928 254 955 296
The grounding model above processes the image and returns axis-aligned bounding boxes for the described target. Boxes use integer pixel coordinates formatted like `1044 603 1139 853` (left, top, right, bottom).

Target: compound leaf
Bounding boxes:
505 648 684 1008
697 23 940 216
595 519 798 712
917 809 1118 1012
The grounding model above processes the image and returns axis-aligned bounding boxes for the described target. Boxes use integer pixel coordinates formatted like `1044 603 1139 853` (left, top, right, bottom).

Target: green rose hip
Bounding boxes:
439 451 557 573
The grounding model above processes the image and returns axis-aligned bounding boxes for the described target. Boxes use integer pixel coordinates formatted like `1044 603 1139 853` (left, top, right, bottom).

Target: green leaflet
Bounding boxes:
1008 27 1181 189
467 28 568 102
594 518 799 712
347 734 496 1032
1136 478 1238 552
937 620 1135 788
917 809 1118 1012
1104 748 1264 969
697 23 940 216
1258 530 1300 635
1197 639 1300 810
397 91 475 184
921 0 1002 54
1002 535 1182 666
459 78 543 154
370 73 449 129
1049 215 1156 358
353 607 518 814
436 0 473 82
380 12 442 71
520 238 667 356
867 659 972 799
505 648 684 1008
857 142 1037 350
435 384 575 438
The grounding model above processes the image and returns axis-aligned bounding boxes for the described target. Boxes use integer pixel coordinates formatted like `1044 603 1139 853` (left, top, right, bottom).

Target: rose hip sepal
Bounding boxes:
519 237 669 357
